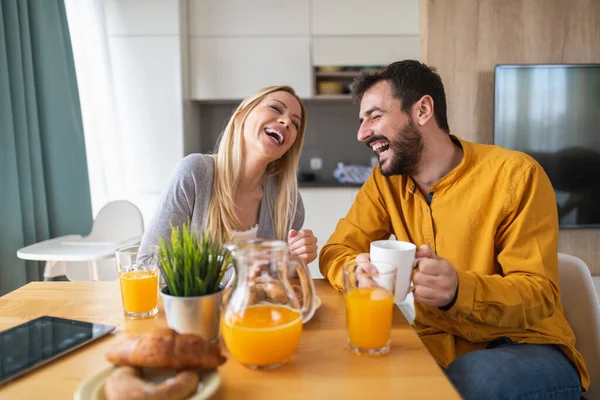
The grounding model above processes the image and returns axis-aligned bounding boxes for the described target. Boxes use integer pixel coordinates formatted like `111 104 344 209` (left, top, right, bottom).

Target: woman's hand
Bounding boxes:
288 229 318 264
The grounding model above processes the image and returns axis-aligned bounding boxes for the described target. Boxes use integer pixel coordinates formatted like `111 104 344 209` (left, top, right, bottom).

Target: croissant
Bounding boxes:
105 328 226 370
253 276 290 303
292 284 305 307
104 366 199 400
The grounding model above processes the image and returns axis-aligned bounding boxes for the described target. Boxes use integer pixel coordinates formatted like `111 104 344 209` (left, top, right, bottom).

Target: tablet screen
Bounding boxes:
0 316 115 386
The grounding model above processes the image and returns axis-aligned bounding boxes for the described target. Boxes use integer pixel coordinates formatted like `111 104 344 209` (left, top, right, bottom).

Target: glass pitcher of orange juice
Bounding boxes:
221 239 316 369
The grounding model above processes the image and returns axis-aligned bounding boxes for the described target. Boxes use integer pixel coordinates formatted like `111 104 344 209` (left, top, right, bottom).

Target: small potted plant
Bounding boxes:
158 221 231 342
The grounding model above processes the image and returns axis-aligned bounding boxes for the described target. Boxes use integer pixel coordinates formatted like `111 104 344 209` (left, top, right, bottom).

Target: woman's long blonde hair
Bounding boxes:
206 86 307 243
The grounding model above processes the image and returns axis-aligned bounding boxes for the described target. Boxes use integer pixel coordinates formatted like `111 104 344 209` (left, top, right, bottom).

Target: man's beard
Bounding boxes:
379 117 424 177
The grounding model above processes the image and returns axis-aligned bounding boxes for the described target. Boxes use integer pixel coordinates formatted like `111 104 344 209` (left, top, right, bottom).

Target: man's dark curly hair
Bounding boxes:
351 60 450 133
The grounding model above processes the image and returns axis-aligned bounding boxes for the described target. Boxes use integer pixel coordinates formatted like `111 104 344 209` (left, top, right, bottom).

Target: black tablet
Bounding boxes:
0 316 116 386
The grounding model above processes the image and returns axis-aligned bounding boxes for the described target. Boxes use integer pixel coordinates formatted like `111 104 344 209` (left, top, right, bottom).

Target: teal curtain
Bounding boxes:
0 0 93 294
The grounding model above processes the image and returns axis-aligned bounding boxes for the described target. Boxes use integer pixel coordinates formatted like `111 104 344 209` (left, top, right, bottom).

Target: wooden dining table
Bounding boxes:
0 280 459 399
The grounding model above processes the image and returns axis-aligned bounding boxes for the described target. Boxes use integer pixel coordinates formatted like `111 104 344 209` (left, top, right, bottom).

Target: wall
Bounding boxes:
421 0 600 273
195 101 371 180
103 0 200 224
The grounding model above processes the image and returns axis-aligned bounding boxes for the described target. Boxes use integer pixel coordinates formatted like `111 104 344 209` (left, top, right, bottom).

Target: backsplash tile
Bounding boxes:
195 100 373 182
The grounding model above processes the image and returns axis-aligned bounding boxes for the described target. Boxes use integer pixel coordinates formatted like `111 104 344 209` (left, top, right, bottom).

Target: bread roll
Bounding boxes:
105 328 226 370
104 366 199 400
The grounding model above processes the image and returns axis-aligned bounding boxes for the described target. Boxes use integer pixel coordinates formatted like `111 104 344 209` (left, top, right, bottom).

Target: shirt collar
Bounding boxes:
405 135 471 194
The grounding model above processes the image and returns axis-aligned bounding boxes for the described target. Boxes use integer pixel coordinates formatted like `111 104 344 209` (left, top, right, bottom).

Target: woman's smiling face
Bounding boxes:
242 90 303 162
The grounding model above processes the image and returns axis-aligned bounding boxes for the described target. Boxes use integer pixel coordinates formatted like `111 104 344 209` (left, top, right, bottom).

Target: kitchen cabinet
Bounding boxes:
187 0 420 100
311 0 419 68
188 0 309 36
311 0 419 36
189 37 311 100
312 36 420 67
300 187 359 278
188 0 311 100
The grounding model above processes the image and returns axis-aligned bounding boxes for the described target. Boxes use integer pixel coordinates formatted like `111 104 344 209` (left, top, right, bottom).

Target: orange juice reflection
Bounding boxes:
119 270 159 315
345 287 394 350
222 304 302 367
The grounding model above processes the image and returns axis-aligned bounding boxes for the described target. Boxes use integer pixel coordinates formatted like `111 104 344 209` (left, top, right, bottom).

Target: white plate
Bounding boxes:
302 296 322 324
314 295 322 310
74 366 220 400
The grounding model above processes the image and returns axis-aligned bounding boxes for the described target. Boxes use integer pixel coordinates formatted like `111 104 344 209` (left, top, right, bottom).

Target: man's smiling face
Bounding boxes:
357 80 424 176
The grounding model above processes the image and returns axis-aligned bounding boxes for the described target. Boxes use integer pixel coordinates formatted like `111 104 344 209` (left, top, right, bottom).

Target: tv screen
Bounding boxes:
494 64 600 228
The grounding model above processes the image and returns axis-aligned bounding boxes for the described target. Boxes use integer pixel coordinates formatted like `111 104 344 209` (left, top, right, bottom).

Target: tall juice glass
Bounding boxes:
115 245 159 319
344 262 397 355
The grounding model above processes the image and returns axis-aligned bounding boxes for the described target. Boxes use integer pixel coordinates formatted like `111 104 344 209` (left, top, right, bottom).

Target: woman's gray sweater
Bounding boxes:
140 154 305 247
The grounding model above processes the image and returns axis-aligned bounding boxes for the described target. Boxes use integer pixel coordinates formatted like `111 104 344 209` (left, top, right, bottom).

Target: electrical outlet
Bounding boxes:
310 157 323 171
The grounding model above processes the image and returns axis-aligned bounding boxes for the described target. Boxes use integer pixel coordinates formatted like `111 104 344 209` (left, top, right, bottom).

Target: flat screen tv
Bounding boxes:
494 64 600 228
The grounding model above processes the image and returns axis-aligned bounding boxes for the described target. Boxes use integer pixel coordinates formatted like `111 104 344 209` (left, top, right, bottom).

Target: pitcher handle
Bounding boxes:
290 255 317 323
224 265 236 290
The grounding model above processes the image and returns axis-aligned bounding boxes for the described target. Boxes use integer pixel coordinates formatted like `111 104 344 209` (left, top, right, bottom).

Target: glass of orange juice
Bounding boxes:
115 245 159 319
344 261 397 355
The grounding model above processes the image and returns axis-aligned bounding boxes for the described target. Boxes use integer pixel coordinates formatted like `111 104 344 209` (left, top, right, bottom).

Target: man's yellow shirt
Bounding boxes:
320 137 589 390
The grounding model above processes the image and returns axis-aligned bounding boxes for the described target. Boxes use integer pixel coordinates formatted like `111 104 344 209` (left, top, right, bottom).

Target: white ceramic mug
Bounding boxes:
370 240 417 302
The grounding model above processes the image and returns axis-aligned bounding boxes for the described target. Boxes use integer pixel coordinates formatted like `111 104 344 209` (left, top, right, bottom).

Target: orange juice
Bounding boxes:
119 270 159 314
222 304 302 367
345 287 394 350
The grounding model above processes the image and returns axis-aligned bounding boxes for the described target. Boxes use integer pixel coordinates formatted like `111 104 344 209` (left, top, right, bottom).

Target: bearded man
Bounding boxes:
319 60 587 400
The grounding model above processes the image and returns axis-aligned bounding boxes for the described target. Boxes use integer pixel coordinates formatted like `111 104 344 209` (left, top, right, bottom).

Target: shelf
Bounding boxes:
314 71 361 79
299 180 363 188
311 94 353 101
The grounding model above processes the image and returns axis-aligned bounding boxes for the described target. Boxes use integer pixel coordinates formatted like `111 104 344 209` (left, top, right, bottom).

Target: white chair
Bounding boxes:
558 253 600 400
36 200 144 281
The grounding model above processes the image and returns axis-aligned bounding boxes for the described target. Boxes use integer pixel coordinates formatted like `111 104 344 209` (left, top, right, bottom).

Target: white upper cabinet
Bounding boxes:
188 0 311 100
188 0 309 36
313 36 419 66
190 37 311 100
187 0 420 99
311 0 419 36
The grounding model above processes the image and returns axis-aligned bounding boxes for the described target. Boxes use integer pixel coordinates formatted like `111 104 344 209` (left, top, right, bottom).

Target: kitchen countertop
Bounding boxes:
298 180 364 188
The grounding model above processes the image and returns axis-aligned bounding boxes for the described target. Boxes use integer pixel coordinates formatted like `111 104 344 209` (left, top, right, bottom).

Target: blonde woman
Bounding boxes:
141 86 318 263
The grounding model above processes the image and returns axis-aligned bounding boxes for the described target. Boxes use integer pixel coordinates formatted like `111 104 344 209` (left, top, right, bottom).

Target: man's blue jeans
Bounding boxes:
444 341 582 399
